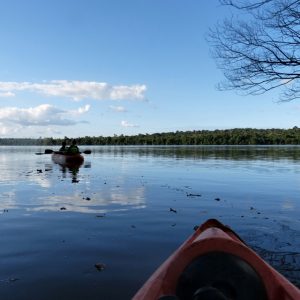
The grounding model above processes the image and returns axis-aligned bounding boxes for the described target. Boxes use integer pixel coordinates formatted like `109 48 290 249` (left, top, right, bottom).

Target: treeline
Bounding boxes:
1 127 300 145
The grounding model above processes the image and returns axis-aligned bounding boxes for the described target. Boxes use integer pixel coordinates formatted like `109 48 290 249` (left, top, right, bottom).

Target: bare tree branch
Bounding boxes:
208 0 300 101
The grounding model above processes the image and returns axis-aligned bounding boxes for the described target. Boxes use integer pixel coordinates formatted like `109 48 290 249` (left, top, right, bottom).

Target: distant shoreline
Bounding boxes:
1 127 300 145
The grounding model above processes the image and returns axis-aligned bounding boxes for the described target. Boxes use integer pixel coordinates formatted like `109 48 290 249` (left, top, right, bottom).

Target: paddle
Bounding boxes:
35 149 53 155
82 149 91 154
35 149 92 155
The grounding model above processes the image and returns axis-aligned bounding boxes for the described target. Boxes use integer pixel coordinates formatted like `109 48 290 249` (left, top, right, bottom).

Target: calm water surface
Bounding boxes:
0 145 299 299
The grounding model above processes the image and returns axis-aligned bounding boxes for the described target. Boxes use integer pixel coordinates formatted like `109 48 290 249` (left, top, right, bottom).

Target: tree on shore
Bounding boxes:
1 128 300 145
208 0 300 101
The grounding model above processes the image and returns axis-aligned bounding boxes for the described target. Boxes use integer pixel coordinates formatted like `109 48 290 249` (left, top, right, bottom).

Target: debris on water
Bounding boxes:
83 197 91 201
60 207 67 210
161 184 170 188
96 214 105 218
72 179 79 183
95 263 106 271
257 212 261 214
186 193 201 197
131 225 136 229
0 277 19 284
241 215 244 218
37 169 43 173
250 207 254 210
193 225 199 231
214 198 220 201
171 223 176 227
253 246 300 286
170 207 177 213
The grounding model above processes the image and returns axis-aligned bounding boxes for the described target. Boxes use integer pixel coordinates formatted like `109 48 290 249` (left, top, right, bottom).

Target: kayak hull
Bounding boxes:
133 219 300 300
52 152 84 166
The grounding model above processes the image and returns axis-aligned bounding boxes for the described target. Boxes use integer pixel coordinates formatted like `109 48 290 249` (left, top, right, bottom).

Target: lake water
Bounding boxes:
0 145 299 299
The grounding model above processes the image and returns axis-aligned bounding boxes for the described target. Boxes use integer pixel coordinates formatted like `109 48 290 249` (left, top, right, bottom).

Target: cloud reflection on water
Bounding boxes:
0 191 18 211
281 199 295 211
27 186 146 213
0 152 146 214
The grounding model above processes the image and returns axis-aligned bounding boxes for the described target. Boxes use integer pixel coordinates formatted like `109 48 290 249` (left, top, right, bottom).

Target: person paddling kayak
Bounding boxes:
59 140 67 152
67 139 80 154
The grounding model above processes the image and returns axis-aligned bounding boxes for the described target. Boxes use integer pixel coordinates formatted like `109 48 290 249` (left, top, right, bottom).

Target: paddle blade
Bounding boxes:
44 149 53 154
83 150 92 154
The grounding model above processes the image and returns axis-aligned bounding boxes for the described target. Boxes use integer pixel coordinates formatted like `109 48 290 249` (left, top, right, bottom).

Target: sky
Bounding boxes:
0 0 299 138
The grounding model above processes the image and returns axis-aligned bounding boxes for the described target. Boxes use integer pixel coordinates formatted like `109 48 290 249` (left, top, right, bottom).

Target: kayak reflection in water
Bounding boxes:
60 165 80 183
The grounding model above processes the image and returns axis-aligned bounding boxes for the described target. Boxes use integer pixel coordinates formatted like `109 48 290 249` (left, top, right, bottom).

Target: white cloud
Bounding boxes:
109 105 127 112
0 104 89 127
0 91 15 98
70 104 91 115
121 120 139 128
0 123 21 135
0 80 147 101
37 127 62 136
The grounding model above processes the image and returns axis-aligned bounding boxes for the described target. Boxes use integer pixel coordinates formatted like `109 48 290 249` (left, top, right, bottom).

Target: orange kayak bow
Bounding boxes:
133 219 300 300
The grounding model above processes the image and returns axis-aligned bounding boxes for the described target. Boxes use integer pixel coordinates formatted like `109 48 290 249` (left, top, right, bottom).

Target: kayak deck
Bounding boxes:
133 219 300 300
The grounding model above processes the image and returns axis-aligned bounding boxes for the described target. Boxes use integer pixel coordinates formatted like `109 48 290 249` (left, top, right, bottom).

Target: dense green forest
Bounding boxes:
1 127 300 145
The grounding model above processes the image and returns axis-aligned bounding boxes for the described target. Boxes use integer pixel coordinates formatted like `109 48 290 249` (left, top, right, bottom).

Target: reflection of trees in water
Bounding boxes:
253 246 300 288
93 146 300 162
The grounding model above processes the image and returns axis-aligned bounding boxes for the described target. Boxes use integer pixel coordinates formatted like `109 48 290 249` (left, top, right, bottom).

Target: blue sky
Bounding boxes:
0 0 298 138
